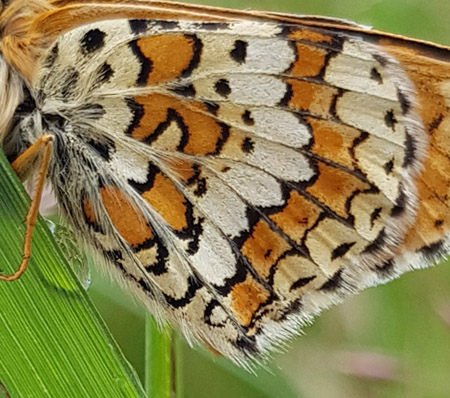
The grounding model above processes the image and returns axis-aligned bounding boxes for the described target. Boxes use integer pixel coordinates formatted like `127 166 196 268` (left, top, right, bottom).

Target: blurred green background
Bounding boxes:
87 1 450 398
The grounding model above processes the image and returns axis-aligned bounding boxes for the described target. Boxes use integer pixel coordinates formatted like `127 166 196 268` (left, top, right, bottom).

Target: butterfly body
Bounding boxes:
1 0 450 366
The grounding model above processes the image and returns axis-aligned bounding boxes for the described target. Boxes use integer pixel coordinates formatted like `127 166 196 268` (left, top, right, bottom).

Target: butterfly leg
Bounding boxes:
0 134 54 282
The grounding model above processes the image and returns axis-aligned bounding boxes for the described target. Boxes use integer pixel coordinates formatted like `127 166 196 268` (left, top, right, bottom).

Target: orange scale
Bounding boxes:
432 119 450 159
403 179 450 250
290 43 327 78
419 149 450 200
402 152 450 251
132 94 176 141
83 198 98 225
230 274 270 328
308 117 361 169
270 191 322 244
142 172 188 232
241 220 290 280
165 158 196 182
307 163 370 219
286 79 338 117
136 34 196 85
180 106 226 156
132 94 224 155
379 37 450 252
288 29 333 44
100 186 153 248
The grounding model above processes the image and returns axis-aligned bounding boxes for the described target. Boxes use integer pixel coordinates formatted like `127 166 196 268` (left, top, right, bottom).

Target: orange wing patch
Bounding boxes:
100 185 153 248
270 191 322 244
166 158 197 182
287 28 333 44
286 80 339 117
230 274 270 328
131 94 225 155
136 34 197 85
290 43 327 78
241 220 290 280
307 163 370 219
308 118 361 169
142 172 188 232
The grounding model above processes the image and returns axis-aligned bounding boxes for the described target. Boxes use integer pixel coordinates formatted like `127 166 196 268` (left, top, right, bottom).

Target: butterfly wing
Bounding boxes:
1 1 449 365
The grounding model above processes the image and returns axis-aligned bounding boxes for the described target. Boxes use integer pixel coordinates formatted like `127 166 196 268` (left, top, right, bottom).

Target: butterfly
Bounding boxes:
0 0 449 367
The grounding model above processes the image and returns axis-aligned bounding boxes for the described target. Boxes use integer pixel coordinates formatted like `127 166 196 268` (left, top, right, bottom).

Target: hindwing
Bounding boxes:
1 1 450 365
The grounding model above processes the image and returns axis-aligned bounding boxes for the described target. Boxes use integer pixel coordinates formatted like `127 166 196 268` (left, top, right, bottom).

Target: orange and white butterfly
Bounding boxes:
0 0 449 367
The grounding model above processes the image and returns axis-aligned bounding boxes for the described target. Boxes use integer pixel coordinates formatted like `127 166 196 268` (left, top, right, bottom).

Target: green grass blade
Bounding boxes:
0 151 146 398
145 316 175 398
173 332 184 398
